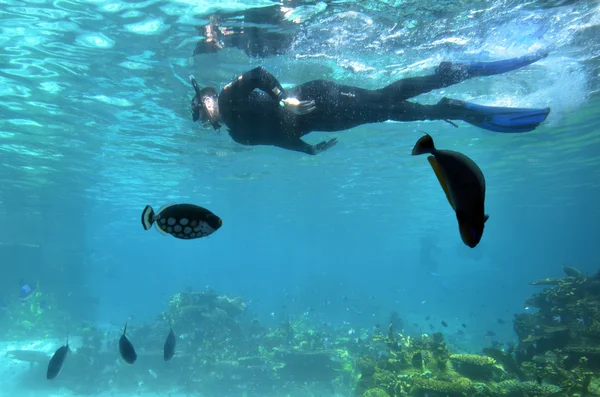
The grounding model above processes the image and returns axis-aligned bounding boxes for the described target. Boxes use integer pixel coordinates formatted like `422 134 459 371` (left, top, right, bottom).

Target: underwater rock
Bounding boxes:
562 265 584 278
5 349 49 364
411 351 423 370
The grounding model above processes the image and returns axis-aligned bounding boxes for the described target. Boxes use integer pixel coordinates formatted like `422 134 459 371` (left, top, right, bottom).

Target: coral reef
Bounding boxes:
0 287 67 340
5 265 600 397
356 266 600 396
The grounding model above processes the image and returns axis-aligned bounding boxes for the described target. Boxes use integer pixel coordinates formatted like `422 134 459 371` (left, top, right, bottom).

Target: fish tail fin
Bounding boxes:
412 133 436 155
141 206 155 230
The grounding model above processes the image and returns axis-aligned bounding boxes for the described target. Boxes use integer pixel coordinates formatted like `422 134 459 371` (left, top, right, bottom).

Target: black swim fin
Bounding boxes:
438 97 550 133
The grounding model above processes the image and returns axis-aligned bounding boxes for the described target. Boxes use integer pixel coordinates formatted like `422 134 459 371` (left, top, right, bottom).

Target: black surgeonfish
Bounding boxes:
141 203 222 240
46 336 69 380
412 133 489 248
163 327 176 361
119 323 137 364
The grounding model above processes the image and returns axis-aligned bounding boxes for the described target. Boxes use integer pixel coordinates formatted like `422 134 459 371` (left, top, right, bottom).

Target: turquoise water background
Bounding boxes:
1 0 599 393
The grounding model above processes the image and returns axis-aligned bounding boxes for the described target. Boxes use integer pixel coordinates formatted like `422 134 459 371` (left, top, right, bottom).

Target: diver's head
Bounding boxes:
457 212 489 249
193 24 225 56
190 76 221 131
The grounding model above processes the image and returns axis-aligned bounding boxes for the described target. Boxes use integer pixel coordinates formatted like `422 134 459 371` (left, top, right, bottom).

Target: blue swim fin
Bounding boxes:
438 97 550 133
436 51 548 80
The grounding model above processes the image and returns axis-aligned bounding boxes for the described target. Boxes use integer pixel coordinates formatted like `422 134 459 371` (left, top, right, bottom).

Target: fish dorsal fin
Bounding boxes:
427 156 455 211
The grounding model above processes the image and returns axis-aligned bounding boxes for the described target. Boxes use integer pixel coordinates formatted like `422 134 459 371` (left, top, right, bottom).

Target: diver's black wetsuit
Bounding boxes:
218 67 463 155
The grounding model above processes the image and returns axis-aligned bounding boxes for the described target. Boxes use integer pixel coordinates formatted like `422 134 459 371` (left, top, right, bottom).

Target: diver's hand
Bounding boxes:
281 97 316 115
311 138 338 155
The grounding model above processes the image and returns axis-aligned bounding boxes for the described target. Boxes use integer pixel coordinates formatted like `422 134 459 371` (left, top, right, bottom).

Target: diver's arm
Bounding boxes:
224 67 286 100
275 137 338 155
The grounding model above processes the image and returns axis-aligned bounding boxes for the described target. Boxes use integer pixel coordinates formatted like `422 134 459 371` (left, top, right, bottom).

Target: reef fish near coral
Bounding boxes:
163 327 176 361
119 323 137 364
46 336 69 380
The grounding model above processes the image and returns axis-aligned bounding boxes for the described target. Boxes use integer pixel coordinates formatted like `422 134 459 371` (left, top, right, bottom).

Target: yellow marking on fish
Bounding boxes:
427 156 455 211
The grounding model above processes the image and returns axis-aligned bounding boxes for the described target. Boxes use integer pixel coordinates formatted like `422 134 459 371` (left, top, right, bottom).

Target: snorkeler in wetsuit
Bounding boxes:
190 52 551 155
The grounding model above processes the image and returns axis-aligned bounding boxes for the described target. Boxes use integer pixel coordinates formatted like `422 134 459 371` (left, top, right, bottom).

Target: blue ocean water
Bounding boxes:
1 0 599 396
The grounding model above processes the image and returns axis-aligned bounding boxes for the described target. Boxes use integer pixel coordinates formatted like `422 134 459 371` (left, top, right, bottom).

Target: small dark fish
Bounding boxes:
142 203 222 240
562 265 583 278
412 133 488 248
497 318 505 325
461 323 467 328
441 321 448 327
485 330 496 337
47 336 69 380
429 324 434 330
164 327 176 361
425 315 431 321
119 323 137 364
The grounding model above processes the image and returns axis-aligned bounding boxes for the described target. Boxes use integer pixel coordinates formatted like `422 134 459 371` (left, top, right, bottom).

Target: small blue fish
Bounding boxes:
19 284 35 302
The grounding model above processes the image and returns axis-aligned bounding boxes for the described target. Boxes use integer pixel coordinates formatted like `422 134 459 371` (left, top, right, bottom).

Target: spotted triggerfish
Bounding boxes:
163 327 176 361
119 323 137 364
46 336 69 380
412 133 489 248
141 204 222 240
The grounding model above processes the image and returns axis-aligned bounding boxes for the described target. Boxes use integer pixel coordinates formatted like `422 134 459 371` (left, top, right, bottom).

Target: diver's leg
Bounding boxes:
378 75 449 102
387 99 550 133
379 51 549 101
387 101 447 122
436 51 548 80
288 80 398 133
